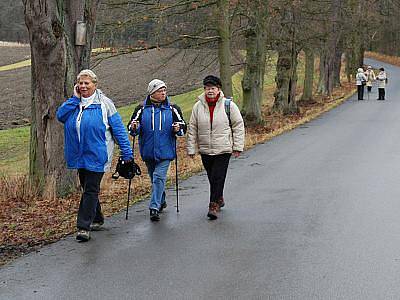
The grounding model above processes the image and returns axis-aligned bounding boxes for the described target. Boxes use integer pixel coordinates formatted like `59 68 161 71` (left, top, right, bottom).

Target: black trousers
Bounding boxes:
378 88 385 100
77 169 104 230
367 86 372 92
201 153 231 203
357 85 364 100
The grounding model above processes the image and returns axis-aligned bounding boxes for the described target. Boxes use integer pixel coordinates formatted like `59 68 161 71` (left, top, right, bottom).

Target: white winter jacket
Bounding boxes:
376 71 387 88
187 92 245 155
355 71 367 86
365 70 376 87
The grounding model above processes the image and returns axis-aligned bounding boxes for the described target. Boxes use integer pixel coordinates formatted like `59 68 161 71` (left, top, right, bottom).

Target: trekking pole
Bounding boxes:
126 135 136 220
173 122 185 213
175 145 179 213
126 177 132 220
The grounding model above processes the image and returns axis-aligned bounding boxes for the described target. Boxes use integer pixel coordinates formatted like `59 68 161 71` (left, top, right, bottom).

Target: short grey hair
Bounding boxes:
77 69 98 84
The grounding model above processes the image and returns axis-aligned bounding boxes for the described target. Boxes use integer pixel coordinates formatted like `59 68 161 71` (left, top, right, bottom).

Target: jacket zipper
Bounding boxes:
151 106 155 131
159 109 162 131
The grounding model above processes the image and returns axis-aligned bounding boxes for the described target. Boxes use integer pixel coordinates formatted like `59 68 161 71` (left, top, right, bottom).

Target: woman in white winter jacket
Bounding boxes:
187 75 245 220
376 67 387 100
365 66 376 93
356 67 367 100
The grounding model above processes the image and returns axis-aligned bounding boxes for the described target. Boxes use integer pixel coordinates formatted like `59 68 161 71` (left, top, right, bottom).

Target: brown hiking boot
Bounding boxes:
207 202 219 220
217 197 225 208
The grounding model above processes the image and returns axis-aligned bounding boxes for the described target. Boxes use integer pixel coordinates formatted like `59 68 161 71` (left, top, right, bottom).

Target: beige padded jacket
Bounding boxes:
187 92 245 155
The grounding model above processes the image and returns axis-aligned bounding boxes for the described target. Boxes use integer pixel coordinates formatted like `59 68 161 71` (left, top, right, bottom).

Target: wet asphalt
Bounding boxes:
2 58 400 299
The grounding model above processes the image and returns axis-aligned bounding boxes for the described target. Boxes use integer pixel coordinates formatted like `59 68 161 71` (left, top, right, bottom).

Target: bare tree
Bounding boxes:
301 47 315 102
23 0 100 197
216 0 233 97
272 2 300 114
241 0 268 124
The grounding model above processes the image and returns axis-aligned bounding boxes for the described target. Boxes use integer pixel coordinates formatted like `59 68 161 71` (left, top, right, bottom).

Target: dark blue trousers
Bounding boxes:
77 169 104 230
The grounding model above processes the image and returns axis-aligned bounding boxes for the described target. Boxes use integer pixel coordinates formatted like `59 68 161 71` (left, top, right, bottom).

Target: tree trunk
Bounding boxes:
216 0 233 97
241 16 267 124
317 52 328 94
273 47 299 114
24 0 100 197
333 49 342 87
344 50 353 83
316 0 343 98
301 48 314 101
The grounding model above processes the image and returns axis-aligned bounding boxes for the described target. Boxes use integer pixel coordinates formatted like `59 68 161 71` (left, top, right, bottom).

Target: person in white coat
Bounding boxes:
356 67 367 100
187 75 245 220
376 68 387 100
365 66 376 94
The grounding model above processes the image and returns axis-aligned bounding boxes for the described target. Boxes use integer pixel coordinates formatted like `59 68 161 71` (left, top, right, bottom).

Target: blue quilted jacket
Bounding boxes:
56 90 132 172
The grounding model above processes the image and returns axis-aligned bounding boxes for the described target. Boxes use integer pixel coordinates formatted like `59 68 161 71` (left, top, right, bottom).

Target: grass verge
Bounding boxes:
365 51 400 67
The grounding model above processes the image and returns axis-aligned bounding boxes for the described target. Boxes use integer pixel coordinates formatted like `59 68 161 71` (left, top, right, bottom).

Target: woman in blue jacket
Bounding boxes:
57 69 133 242
128 79 186 221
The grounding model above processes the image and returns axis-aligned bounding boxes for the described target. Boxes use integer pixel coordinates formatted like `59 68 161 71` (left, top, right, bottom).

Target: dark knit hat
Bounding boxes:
203 75 222 87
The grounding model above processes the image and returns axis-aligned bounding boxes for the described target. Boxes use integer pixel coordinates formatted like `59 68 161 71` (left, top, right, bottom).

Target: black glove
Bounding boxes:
112 157 141 179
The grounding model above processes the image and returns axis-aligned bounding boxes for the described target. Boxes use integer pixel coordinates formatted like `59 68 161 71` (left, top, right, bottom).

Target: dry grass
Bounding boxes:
0 41 29 47
365 51 400 67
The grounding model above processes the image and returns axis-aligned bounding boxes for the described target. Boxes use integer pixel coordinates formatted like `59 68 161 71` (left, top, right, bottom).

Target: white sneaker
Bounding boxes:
76 229 90 242
90 222 104 231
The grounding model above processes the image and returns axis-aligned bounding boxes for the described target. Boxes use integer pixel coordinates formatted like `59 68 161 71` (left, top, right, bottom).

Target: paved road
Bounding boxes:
2 59 400 299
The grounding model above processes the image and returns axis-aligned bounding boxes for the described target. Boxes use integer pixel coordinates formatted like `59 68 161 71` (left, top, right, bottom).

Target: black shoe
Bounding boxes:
150 209 160 221
159 201 167 213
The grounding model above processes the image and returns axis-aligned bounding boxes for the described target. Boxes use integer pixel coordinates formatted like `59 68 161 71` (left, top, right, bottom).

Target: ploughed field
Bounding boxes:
0 44 223 130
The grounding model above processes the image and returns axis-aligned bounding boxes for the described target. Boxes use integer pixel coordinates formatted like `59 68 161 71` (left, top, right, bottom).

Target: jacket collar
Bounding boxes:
144 95 170 108
198 91 225 106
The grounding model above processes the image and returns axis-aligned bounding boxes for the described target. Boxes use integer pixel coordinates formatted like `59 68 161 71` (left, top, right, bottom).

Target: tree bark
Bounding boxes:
241 3 267 125
317 51 327 94
315 0 343 97
24 0 100 197
273 47 299 114
333 49 342 87
301 48 314 101
216 0 233 97
344 49 353 83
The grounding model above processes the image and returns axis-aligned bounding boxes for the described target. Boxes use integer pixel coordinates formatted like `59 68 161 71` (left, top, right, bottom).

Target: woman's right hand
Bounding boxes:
130 120 138 131
73 84 81 98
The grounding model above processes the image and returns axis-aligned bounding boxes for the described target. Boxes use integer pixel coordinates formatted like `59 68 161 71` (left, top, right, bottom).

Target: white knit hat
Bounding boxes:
147 79 166 95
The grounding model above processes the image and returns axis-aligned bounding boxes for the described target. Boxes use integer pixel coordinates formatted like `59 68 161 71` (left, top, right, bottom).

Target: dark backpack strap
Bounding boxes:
224 98 232 127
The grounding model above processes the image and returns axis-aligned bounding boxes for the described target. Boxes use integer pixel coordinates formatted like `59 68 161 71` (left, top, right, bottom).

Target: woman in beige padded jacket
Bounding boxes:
187 75 245 220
